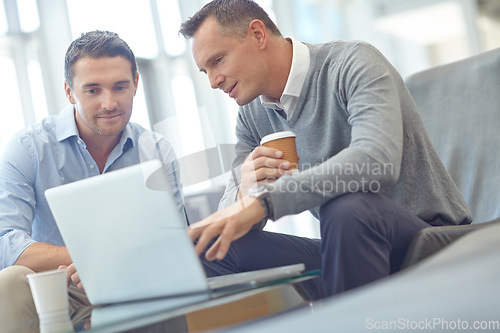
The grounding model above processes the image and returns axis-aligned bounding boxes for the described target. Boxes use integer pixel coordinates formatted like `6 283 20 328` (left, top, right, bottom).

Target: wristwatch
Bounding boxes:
247 184 273 221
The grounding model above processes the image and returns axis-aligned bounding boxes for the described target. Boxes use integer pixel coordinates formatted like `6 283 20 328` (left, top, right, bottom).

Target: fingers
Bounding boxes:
247 147 291 175
189 197 264 261
63 263 85 292
239 146 292 197
248 146 283 160
244 158 290 179
205 236 222 261
203 232 234 261
193 220 225 257
58 265 71 286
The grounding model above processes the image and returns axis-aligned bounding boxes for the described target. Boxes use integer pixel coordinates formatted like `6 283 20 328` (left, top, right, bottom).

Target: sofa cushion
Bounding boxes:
405 48 500 223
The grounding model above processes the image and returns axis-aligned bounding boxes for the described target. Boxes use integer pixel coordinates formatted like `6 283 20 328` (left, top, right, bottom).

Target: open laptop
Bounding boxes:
45 159 304 306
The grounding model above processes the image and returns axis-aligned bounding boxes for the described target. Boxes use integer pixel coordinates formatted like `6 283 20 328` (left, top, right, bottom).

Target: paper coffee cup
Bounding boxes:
260 131 299 172
27 269 73 332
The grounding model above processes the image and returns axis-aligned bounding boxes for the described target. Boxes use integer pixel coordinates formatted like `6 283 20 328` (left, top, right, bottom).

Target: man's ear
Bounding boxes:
133 72 139 96
248 19 267 49
64 81 76 104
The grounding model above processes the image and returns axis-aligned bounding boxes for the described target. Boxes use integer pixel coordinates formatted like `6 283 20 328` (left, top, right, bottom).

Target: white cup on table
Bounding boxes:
27 269 74 333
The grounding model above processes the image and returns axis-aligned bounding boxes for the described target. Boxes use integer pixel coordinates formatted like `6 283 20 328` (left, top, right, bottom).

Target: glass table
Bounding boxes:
69 271 322 333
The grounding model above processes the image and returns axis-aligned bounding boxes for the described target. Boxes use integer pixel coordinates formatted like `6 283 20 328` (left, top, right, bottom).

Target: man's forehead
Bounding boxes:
191 18 242 69
72 57 135 85
191 18 219 67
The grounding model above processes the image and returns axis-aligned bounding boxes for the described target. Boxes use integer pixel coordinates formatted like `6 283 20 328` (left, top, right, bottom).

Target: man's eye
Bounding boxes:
215 57 222 65
87 89 96 94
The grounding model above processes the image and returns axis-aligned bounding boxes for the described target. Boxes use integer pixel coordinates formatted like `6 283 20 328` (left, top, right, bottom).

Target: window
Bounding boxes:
0 1 7 34
66 0 158 59
0 57 25 151
157 0 185 57
27 60 48 123
16 0 39 32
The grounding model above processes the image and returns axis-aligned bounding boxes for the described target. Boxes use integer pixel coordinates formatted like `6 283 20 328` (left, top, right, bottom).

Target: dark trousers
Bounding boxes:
200 192 429 298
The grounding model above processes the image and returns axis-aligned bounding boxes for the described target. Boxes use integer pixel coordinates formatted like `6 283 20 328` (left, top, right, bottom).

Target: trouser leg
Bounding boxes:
200 230 321 276
319 192 429 297
0 266 38 332
0 265 91 332
199 230 323 299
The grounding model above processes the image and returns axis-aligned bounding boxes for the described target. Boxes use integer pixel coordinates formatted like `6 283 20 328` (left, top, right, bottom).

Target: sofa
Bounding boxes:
401 47 500 267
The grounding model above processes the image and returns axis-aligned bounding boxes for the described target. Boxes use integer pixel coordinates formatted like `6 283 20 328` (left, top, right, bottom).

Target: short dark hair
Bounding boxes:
179 0 281 40
64 30 138 89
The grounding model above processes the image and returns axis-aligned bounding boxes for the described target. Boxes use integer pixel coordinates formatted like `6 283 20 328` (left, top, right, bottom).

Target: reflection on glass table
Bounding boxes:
72 271 321 333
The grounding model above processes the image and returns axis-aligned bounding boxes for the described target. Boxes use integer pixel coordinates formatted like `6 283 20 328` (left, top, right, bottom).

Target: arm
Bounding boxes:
261 43 404 220
218 118 291 210
16 243 72 272
0 133 70 271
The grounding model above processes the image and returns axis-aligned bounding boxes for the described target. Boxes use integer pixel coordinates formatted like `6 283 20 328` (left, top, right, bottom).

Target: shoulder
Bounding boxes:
127 122 170 144
309 41 397 90
9 115 58 152
306 40 388 68
127 122 177 157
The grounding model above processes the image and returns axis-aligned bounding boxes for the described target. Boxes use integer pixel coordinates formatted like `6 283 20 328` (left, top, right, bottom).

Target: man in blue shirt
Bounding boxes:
0 30 185 329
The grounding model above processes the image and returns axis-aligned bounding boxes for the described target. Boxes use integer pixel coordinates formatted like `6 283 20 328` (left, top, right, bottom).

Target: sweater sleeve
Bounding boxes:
264 43 404 220
218 112 258 210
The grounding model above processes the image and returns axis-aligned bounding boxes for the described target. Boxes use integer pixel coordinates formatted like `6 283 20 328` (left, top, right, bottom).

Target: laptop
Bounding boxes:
45 159 304 306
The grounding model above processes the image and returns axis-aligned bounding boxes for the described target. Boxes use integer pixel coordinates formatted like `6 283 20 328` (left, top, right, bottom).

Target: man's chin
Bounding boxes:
95 125 125 137
234 96 255 107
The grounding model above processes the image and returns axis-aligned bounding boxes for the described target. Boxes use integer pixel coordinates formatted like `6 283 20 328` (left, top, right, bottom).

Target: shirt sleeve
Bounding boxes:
137 130 187 225
161 150 187 226
0 133 38 269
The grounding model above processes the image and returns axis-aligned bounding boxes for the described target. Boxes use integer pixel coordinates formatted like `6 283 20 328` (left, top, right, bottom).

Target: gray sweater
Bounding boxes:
219 40 472 227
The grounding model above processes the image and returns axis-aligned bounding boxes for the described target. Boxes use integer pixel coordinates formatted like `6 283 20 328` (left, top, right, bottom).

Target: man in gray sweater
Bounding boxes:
180 0 472 297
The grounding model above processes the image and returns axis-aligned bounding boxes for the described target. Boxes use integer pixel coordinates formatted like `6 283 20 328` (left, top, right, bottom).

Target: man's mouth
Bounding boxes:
98 112 121 119
227 83 237 98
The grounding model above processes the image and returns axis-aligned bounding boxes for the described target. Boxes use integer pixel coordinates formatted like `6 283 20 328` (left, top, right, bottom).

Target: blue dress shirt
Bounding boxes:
0 104 185 269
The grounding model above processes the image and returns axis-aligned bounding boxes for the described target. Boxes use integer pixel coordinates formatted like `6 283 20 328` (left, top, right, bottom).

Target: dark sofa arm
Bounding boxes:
401 217 500 269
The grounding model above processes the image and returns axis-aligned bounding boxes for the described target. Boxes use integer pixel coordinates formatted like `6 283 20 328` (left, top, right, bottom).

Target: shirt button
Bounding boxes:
90 164 95 169
77 140 82 144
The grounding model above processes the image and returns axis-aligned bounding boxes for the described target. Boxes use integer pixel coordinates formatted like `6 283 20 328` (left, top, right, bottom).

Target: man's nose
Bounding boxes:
208 72 223 90
101 91 118 110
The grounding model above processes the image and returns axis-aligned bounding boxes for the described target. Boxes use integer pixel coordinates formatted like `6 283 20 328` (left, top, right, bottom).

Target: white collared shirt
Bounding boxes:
260 37 310 119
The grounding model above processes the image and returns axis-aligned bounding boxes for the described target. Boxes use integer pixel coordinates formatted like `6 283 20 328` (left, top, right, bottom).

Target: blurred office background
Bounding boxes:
1 0 499 237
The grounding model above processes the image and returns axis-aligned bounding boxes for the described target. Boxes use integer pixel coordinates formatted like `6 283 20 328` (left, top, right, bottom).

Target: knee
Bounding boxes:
320 192 370 222
0 266 37 325
0 265 34 298
0 265 34 286
319 193 378 236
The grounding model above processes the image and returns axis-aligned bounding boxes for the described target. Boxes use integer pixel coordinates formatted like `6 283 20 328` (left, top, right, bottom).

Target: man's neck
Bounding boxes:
264 37 293 101
81 133 120 173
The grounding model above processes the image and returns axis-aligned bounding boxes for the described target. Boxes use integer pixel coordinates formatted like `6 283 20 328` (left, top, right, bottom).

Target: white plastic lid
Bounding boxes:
260 131 296 145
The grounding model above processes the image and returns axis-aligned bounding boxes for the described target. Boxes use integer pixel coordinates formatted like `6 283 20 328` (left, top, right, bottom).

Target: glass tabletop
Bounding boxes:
71 271 322 333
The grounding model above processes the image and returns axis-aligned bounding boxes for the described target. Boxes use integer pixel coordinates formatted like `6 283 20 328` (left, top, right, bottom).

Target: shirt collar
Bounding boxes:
260 37 310 117
55 104 134 148
56 104 79 142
